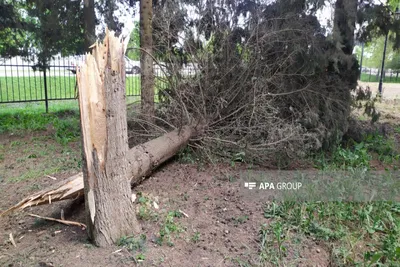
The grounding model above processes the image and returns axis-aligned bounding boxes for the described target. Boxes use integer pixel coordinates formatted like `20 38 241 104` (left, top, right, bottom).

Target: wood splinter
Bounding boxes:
28 214 87 229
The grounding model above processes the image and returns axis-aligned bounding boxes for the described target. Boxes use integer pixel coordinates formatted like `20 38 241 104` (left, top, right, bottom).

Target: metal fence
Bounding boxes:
0 55 196 112
360 68 400 83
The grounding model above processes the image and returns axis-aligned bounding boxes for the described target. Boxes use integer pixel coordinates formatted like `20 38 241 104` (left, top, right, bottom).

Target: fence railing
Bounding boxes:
0 55 196 112
360 68 400 83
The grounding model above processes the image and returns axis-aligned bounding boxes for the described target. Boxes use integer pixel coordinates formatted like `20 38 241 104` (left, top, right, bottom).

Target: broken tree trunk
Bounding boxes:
0 125 196 217
77 29 140 246
127 125 195 186
0 31 203 247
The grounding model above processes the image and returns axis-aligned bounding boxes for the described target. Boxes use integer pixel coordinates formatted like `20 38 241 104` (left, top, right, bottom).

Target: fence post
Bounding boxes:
43 66 49 113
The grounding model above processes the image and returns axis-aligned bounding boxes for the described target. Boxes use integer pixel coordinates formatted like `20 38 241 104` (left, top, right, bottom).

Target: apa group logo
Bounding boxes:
244 181 302 190
244 182 257 190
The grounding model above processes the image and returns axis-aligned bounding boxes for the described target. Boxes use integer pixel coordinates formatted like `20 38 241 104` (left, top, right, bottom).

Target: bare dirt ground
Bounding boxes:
0 132 329 267
0 98 399 267
358 81 400 99
352 94 400 125
0 164 329 267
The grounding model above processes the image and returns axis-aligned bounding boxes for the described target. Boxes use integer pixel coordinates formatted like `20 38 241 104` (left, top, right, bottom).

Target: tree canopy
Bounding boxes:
127 21 140 60
0 0 29 57
0 0 85 67
356 37 400 71
144 0 361 164
357 0 400 50
0 0 137 64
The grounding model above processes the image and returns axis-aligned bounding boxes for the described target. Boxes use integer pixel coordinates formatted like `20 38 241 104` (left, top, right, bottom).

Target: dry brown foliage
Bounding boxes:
130 2 358 165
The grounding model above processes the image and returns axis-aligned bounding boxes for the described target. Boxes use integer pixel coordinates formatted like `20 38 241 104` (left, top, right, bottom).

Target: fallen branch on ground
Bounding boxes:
28 214 87 229
0 125 198 217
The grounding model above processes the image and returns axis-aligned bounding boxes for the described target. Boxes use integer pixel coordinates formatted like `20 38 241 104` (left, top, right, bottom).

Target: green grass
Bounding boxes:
0 104 81 135
6 142 82 182
0 100 79 114
0 90 155 182
156 210 185 247
0 76 170 103
0 94 143 114
0 102 84 146
260 201 400 266
9 167 63 182
117 234 147 263
0 76 76 101
0 103 83 181
136 193 159 221
249 131 399 265
360 73 400 83
191 231 201 243
118 234 147 251
3 141 82 182
314 132 400 171
0 76 143 101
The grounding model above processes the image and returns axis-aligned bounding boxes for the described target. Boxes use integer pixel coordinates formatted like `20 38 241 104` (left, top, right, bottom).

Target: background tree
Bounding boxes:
333 0 358 55
387 51 400 71
95 0 137 41
83 0 96 50
131 0 361 163
96 0 124 36
364 38 389 69
0 0 138 61
330 0 359 91
357 0 400 50
0 0 85 68
140 0 155 120
353 0 400 80
0 0 29 57
127 21 140 60
26 0 85 67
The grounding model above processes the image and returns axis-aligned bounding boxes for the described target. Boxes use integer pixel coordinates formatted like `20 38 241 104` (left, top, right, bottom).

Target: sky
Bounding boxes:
118 2 139 38
316 1 335 33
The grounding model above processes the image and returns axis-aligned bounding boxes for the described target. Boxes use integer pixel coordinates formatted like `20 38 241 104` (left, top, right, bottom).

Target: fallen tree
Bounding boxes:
2 1 361 246
151 0 358 165
0 31 200 247
0 125 196 217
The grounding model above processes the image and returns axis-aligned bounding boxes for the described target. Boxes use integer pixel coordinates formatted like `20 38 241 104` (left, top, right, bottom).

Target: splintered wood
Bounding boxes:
0 173 83 217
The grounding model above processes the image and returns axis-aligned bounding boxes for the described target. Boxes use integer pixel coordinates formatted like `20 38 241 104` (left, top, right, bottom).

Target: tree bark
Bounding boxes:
83 0 96 50
332 0 359 91
333 0 358 55
127 125 196 186
77 30 139 247
140 0 155 121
